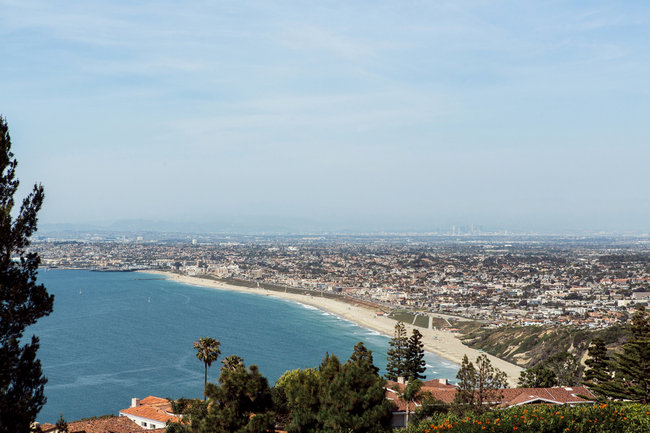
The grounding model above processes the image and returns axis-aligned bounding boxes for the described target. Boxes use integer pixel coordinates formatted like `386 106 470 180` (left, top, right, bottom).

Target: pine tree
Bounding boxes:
582 337 611 398
0 116 54 433
518 364 558 388
275 368 321 433
319 342 393 433
200 356 274 433
404 329 426 380
587 307 650 403
452 355 477 411
608 306 650 403
386 321 407 380
546 352 583 386
55 413 68 433
453 354 507 414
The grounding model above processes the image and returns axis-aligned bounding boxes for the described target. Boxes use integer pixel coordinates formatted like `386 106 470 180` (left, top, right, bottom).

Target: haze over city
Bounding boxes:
2 1 649 233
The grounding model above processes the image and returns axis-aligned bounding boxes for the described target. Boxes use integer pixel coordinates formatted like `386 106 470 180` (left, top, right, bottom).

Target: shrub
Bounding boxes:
412 403 650 433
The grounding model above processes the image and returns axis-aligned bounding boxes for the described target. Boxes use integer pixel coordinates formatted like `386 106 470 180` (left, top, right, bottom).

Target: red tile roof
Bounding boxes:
37 423 57 433
139 396 172 411
67 417 144 433
497 386 595 406
385 381 595 411
119 396 182 427
119 405 180 424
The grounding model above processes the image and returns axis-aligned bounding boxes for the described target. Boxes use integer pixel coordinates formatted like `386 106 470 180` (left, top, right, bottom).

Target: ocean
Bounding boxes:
28 270 459 423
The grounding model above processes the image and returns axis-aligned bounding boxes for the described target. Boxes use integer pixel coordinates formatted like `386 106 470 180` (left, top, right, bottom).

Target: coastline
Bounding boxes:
140 270 522 385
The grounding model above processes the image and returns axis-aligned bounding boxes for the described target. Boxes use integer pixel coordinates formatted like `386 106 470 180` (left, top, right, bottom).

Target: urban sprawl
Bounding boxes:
33 234 650 329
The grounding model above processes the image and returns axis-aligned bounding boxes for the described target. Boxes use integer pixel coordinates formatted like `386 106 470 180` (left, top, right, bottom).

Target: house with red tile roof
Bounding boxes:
37 416 145 433
386 378 458 428
119 396 181 430
385 379 596 429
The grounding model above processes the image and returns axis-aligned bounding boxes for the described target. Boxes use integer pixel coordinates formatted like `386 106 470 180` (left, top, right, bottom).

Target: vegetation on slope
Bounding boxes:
459 324 628 368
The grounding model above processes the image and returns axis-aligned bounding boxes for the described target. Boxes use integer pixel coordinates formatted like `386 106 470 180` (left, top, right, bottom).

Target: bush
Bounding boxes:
412 403 650 433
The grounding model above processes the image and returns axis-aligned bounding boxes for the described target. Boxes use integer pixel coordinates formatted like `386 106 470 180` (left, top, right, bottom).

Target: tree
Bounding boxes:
386 322 408 380
55 413 68 433
603 306 650 403
274 368 321 433
318 342 393 433
221 355 243 372
453 354 507 414
546 352 583 386
474 354 507 411
404 329 427 380
453 355 477 411
166 398 206 433
398 378 422 428
193 337 221 401
0 116 54 433
582 337 611 397
200 356 275 433
410 394 448 425
518 364 558 388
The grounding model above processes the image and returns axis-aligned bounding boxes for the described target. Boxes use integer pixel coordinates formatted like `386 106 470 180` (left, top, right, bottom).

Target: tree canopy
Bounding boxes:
193 337 221 400
518 365 558 388
453 354 507 415
582 307 649 403
0 116 54 433
386 321 408 381
405 329 426 380
200 356 275 433
386 322 427 381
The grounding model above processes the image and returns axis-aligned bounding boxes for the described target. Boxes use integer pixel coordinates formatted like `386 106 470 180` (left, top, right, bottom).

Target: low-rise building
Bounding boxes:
119 396 180 430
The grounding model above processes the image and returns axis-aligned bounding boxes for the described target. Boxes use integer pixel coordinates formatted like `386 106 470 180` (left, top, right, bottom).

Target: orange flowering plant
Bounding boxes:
409 403 650 433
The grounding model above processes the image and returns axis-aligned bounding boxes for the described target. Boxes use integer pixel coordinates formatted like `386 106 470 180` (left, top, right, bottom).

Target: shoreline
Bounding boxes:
140 270 522 385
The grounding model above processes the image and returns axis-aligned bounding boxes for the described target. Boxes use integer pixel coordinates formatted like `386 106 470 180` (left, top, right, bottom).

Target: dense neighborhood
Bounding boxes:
33 234 650 329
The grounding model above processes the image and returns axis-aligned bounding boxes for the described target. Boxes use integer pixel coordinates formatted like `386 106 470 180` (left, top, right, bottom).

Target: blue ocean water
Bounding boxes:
29 270 458 423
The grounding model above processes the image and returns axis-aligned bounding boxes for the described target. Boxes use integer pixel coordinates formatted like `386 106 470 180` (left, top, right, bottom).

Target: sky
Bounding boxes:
1 0 649 234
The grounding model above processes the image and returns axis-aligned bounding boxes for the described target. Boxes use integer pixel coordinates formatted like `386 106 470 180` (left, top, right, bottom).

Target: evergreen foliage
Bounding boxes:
274 343 393 433
166 398 206 433
404 329 426 380
0 116 54 433
386 321 408 380
453 355 477 409
605 306 649 403
318 342 393 433
55 413 68 433
275 368 321 433
582 307 649 403
200 356 275 433
545 352 583 386
453 354 507 415
582 337 611 397
387 323 426 381
517 364 558 388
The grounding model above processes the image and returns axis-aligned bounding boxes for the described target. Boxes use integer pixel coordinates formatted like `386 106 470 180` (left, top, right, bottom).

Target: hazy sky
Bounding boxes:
1 1 649 233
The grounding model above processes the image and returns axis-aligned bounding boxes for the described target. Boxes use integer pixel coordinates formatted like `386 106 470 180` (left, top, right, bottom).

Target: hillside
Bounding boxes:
458 323 628 368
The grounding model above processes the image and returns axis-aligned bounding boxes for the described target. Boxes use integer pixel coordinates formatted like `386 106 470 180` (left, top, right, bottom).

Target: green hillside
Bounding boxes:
459 324 628 368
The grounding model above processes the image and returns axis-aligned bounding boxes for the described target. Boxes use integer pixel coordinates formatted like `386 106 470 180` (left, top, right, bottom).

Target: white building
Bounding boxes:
119 396 180 429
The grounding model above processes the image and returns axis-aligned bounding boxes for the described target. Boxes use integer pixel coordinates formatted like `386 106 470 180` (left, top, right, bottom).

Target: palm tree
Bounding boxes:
221 355 244 372
194 337 221 400
399 378 422 428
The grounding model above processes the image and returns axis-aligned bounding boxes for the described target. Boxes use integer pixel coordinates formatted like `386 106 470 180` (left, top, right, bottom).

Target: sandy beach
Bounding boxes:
141 271 522 385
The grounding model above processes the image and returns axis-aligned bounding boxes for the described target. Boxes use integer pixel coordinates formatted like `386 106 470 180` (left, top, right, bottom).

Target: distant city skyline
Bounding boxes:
2 1 649 233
